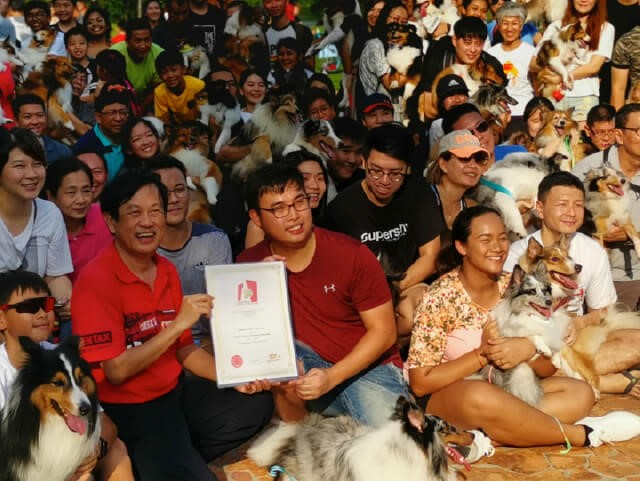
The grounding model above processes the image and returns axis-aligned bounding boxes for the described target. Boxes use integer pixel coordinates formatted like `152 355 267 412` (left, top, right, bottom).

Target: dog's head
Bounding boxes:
15 336 99 435
560 22 591 49
299 119 341 163
392 396 474 477
506 264 556 318
585 166 629 199
32 28 56 48
470 83 517 117
385 22 416 47
541 108 576 138
268 89 301 126
520 236 582 301
42 56 76 82
166 121 210 155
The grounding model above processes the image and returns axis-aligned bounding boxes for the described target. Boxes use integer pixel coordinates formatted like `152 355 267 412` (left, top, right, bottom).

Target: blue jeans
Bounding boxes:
296 341 409 427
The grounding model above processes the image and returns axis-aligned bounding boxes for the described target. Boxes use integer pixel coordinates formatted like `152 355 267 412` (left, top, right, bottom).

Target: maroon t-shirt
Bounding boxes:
238 228 402 367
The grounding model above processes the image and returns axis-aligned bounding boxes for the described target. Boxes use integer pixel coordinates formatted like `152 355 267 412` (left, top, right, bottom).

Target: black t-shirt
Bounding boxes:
419 36 507 91
186 6 226 59
607 0 640 42
321 175 444 275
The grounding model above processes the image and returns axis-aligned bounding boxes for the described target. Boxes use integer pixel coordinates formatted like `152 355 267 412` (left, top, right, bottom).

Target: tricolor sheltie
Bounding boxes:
0 336 100 481
248 396 475 481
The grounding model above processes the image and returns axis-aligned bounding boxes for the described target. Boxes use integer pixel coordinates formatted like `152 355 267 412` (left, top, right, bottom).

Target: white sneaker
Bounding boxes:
454 430 495 463
578 411 640 447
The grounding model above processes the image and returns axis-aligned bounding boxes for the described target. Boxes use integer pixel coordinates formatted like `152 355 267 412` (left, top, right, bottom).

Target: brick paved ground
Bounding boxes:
210 394 640 481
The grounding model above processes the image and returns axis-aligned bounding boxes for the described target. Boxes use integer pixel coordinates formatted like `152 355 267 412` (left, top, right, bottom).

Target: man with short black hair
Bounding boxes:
152 0 193 52
584 103 617 151
326 117 366 202
187 0 226 62
428 74 470 161
418 16 506 119
322 123 443 342
48 0 78 56
263 0 312 65
13 93 72 164
360 93 394 130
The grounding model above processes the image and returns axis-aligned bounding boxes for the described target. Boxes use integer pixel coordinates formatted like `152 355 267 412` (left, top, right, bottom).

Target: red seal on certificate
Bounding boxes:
231 355 243 368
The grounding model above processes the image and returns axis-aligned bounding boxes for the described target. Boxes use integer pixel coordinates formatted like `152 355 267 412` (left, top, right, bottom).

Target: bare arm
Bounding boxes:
291 301 397 399
101 294 212 385
177 343 217 382
610 66 629 111
398 237 440 291
216 144 251 163
570 54 606 81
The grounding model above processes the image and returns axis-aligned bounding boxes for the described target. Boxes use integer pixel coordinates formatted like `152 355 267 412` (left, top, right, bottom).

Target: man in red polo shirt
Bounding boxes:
72 169 273 481
238 164 408 427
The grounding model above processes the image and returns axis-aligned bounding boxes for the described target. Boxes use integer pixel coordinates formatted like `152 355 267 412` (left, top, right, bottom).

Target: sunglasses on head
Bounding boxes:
0 296 55 314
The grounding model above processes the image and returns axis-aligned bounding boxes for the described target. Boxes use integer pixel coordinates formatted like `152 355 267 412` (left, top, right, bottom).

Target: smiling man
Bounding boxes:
72 168 273 480
238 163 408 427
322 123 443 343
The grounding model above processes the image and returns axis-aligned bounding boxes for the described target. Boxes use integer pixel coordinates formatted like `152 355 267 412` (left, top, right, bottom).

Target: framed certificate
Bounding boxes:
205 262 298 387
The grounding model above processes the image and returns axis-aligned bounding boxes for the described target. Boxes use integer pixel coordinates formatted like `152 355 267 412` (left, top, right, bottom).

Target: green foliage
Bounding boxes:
96 0 138 26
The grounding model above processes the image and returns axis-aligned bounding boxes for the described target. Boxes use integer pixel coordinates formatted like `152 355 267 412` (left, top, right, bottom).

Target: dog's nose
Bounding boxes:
575 264 583 273
79 402 91 416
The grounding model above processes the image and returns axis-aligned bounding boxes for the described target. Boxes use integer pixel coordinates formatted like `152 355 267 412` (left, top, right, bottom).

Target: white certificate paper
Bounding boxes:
205 262 298 387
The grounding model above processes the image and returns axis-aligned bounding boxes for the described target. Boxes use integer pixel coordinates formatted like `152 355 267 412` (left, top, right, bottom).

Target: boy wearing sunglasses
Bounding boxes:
0 270 135 481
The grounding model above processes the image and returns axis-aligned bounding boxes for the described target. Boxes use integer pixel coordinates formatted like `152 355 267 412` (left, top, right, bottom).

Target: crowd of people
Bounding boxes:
0 0 639 479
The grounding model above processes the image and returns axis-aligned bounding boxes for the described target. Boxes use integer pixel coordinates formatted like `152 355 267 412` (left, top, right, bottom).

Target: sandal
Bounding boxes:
622 370 640 395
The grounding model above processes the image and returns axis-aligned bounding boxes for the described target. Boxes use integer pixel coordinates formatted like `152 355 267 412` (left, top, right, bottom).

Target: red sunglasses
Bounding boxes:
0 296 56 314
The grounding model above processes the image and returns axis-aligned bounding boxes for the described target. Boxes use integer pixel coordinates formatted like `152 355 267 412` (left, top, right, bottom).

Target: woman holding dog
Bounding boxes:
529 0 615 125
408 205 640 451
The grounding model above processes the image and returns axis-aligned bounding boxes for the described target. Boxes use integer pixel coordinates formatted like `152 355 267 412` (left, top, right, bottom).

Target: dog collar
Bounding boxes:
479 177 513 198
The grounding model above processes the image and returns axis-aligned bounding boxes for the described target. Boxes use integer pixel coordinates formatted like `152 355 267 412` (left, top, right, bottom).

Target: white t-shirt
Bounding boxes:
536 20 615 98
487 42 535 116
504 230 617 314
0 198 73 276
0 341 55 410
265 24 296 60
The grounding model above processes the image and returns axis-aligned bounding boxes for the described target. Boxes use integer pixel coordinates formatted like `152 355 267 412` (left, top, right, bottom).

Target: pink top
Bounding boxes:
68 203 113 284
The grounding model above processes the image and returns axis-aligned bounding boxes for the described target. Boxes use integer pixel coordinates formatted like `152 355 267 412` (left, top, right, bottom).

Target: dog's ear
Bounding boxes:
525 237 544 264
558 234 570 253
510 264 527 289
60 334 82 353
533 260 549 282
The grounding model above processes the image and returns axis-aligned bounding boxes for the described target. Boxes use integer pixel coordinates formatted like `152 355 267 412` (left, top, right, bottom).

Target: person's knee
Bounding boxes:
462 383 506 417
96 438 133 481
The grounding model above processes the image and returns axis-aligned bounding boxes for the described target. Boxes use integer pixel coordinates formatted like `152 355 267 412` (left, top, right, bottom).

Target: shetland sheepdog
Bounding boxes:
535 22 591 98
282 119 342 164
248 396 475 481
232 89 301 180
583 166 640 257
0 336 100 481
469 83 518 144
524 0 568 24
166 121 224 206
224 2 266 61
385 23 423 105
535 108 593 164
197 79 243 154
430 60 504 108
19 56 76 134
183 45 211 80
20 29 56 73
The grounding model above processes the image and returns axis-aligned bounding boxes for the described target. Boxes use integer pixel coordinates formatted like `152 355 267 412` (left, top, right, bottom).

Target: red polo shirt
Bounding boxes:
72 243 193 404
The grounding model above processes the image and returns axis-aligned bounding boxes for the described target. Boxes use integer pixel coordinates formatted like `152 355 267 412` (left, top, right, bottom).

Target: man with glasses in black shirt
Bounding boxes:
322 123 443 344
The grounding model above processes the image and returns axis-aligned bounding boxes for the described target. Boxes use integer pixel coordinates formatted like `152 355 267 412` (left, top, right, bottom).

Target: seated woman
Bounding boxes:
408 205 640 452
121 117 162 171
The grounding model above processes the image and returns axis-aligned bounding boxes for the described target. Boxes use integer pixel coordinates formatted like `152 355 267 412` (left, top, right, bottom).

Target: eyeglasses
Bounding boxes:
386 23 412 33
257 195 310 218
100 109 129 118
0 296 55 314
469 121 490 135
366 165 407 182
454 152 489 166
590 128 615 138
620 127 640 137
26 11 48 19
167 184 188 197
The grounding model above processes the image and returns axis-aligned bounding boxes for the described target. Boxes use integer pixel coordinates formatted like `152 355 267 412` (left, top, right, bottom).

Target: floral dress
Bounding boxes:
407 267 511 369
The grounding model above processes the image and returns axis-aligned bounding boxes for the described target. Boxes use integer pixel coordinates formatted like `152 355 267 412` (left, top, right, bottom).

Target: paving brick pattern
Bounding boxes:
210 394 640 481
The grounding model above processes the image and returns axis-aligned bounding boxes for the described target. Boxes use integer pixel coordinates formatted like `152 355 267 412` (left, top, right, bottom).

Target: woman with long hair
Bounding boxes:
529 0 614 125
85 5 111 58
121 117 162 170
408 205 640 454
238 69 267 122
143 0 165 31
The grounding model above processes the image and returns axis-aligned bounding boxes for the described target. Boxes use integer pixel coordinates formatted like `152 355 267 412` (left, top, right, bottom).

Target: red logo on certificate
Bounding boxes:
231 355 243 368
237 280 258 304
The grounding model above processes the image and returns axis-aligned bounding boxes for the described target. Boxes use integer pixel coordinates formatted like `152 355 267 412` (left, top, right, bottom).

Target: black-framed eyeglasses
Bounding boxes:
257 195 310 218
620 127 640 137
455 152 489 166
386 23 412 34
0 296 55 314
167 184 188 198
366 165 407 182
26 10 48 19
470 120 490 135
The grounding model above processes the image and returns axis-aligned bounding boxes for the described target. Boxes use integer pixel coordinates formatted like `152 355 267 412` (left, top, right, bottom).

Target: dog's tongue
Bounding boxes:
552 272 579 290
65 414 87 435
531 303 552 318
608 184 624 197
446 445 471 471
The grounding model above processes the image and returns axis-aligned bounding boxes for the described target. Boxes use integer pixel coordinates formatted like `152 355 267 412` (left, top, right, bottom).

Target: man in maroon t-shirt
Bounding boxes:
238 164 408 427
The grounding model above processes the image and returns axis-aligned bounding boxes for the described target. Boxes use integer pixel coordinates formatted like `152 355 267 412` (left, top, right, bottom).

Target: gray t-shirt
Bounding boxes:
158 222 232 337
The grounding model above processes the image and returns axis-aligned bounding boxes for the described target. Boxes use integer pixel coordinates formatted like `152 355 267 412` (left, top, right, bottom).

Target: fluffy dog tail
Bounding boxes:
247 422 299 468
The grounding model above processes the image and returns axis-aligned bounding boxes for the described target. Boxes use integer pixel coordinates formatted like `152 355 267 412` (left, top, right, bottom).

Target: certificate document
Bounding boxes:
205 262 298 387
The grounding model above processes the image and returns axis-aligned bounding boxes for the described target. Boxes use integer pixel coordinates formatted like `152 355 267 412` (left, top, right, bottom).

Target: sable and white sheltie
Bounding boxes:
248 396 475 481
0 336 100 481
282 119 342 164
